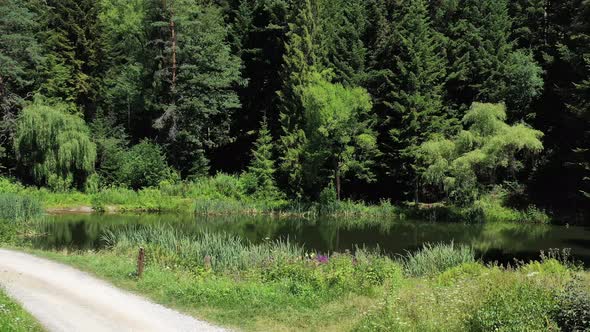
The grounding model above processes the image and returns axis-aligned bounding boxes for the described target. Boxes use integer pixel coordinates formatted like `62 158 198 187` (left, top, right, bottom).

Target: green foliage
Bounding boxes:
243 120 282 200
118 141 175 190
151 1 243 178
300 73 378 198
468 280 558 331
553 278 590 331
369 0 450 195
38 0 103 116
401 242 475 277
439 0 543 118
417 103 544 204
14 101 96 190
0 289 44 332
90 111 129 187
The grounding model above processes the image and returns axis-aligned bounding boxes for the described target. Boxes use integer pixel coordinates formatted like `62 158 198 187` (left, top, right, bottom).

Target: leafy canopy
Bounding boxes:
14 100 96 190
417 103 543 203
301 72 379 198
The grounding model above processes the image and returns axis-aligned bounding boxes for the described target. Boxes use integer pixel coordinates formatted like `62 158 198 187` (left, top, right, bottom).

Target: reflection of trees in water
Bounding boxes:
469 223 551 253
38 214 585 264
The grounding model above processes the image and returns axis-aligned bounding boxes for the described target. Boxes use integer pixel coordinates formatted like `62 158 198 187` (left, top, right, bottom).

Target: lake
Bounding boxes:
34 213 590 266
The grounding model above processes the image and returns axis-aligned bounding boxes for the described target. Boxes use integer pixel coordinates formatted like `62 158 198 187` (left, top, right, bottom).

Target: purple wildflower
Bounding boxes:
316 255 329 264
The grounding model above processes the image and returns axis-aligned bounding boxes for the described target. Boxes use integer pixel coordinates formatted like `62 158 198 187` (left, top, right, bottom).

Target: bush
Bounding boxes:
468 280 558 331
553 278 590 331
437 262 488 286
401 242 476 277
118 140 176 189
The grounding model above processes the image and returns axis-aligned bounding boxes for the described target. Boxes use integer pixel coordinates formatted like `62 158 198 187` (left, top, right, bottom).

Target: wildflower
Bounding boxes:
317 255 329 264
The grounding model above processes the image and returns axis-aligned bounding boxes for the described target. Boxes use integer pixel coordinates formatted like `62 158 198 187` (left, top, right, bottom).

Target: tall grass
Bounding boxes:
103 224 304 272
401 242 476 277
0 194 42 222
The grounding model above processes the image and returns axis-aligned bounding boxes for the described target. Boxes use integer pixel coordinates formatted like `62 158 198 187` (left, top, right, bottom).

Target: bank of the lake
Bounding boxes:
20 237 590 332
1 176 551 223
2 193 589 331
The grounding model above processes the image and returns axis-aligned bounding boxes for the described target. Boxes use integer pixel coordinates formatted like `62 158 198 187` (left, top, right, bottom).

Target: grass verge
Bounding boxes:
0 288 44 332
18 232 590 332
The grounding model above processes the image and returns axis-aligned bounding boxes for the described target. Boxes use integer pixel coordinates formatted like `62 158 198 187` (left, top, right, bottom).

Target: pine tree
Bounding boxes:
219 0 291 171
99 0 147 137
277 0 323 197
565 1 590 207
0 0 44 170
39 0 104 117
440 0 543 119
151 1 242 178
245 119 281 199
319 0 367 86
369 0 448 200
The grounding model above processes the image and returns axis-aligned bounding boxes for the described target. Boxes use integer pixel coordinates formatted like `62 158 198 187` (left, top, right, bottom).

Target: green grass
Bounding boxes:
0 175 551 223
26 246 589 332
19 224 589 332
400 242 476 277
0 288 44 332
0 194 43 222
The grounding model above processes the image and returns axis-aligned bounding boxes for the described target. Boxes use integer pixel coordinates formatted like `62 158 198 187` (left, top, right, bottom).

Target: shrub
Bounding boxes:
553 278 590 331
468 280 558 331
437 262 488 286
520 259 571 277
118 140 176 189
400 242 476 277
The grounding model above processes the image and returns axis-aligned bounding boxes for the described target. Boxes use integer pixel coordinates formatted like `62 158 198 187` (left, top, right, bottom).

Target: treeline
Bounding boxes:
0 0 588 220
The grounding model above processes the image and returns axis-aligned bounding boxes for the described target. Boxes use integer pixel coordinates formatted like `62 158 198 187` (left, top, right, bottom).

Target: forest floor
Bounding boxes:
0 249 227 332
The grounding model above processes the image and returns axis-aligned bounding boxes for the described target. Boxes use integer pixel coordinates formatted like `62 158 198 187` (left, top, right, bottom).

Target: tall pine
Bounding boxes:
277 0 323 197
369 0 448 200
39 0 104 117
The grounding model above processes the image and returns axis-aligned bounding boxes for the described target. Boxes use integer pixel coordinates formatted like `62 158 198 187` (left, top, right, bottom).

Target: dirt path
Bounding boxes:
0 249 227 332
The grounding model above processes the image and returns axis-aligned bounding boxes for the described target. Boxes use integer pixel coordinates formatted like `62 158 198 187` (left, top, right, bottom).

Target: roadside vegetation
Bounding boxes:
0 289 45 332
29 228 590 332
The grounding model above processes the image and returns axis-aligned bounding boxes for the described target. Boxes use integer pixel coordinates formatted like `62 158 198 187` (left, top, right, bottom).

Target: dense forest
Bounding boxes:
0 0 588 222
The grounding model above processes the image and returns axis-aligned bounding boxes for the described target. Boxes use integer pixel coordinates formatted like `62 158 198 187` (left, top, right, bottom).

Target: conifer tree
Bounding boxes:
149 1 242 178
319 0 367 86
440 0 543 119
277 0 323 197
369 0 448 199
244 119 281 199
0 0 44 169
39 0 104 117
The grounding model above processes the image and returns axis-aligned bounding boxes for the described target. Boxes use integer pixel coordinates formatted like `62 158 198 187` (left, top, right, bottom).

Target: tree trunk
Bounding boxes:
334 161 341 201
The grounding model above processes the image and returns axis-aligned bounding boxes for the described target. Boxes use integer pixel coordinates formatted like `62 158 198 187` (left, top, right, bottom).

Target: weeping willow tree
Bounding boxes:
14 101 96 190
417 103 543 204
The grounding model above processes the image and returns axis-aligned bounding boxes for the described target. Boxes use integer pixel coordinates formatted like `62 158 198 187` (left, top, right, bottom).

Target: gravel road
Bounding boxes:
0 249 226 332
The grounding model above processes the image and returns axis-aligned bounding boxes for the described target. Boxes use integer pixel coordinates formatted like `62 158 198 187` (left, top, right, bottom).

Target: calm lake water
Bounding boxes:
35 213 590 266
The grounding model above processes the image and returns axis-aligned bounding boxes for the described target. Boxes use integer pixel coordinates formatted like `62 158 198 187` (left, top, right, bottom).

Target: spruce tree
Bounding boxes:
440 0 543 119
277 0 323 197
39 0 104 117
319 0 367 86
150 1 242 178
0 0 44 170
369 0 448 200
245 119 281 199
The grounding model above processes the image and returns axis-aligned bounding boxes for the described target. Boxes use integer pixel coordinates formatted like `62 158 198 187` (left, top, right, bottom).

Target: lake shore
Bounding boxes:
15 239 590 332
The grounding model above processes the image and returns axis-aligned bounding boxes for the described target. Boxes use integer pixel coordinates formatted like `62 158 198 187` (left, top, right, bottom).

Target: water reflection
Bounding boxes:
34 213 590 266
